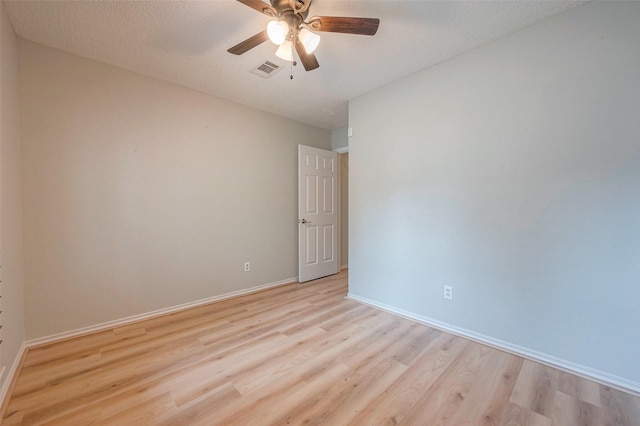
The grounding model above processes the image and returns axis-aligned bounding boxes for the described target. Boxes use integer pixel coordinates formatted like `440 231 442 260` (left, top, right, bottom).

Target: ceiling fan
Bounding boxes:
227 0 380 71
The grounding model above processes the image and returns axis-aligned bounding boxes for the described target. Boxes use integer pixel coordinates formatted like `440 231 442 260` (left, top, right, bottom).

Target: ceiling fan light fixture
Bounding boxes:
298 28 320 54
275 40 294 61
229 0 381 72
267 20 289 45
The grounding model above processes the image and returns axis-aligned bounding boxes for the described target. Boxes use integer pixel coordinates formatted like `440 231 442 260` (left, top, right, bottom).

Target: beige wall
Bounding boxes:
19 41 331 339
0 1 26 389
332 127 348 151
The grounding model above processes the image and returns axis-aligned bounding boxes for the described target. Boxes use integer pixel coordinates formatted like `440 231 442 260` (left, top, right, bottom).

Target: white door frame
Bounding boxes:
334 147 348 271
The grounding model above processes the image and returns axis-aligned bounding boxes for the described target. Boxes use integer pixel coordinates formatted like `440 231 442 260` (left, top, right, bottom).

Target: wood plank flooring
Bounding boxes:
3 271 639 425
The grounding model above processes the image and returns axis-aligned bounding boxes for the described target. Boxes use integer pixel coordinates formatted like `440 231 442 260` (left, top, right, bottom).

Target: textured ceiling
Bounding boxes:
4 0 586 129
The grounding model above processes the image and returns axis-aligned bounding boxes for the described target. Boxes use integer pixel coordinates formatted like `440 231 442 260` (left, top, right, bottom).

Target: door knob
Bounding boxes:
300 219 311 224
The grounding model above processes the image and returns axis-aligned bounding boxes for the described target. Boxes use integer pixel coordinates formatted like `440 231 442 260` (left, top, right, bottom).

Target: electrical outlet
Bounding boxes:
244 262 250 272
444 285 453 300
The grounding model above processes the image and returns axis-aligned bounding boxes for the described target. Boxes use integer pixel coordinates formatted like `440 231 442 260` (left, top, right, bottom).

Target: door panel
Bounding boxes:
323 225 334 261
305 226 318 265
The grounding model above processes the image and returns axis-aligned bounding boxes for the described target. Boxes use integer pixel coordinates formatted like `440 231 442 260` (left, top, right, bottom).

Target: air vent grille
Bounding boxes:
252 61 282 78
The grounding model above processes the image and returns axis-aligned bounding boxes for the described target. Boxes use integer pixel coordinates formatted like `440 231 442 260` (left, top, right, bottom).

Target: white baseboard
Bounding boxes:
347 293 640 397
27 276 298 348
0 342 27 411
340 264 348 271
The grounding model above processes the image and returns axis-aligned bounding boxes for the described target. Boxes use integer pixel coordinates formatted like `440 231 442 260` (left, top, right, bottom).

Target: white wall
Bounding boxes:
20 41 331 339
349 1 640 390
0 1 26 390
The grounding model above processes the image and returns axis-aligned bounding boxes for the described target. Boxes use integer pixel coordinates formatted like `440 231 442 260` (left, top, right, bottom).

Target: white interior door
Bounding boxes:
298 145 338 282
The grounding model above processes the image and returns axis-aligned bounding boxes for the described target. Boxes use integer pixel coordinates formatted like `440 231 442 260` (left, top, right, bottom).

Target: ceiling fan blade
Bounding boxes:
236 0 277 16
307 16 380 36
228 30 269 55
295 38 319 71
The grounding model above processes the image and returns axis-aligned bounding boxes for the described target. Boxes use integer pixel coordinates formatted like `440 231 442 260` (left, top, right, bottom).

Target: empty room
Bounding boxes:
1 0 639 424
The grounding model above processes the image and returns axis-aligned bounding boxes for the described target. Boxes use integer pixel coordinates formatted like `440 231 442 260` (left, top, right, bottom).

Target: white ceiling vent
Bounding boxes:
251 61 282 78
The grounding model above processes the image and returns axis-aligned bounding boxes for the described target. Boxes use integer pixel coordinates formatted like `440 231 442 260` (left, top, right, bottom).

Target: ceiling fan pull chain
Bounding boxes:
290 31 296 80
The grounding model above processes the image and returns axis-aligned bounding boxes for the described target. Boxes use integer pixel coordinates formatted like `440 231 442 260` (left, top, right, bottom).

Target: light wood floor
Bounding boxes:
3 271 639 425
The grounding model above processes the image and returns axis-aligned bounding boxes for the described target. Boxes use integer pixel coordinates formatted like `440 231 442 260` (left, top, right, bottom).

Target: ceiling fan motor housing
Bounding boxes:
271 0 310 37
272 0 311 16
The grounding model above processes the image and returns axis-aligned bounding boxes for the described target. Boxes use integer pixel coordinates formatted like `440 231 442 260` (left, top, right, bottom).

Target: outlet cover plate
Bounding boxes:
444 285 453 300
